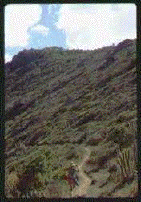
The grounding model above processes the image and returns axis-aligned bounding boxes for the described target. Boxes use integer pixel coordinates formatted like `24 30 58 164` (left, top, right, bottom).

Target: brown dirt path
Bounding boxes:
72 147 91 197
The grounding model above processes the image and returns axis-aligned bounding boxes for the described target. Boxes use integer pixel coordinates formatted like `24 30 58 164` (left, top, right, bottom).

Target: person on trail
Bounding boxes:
68 162 79 186
64 162 79 191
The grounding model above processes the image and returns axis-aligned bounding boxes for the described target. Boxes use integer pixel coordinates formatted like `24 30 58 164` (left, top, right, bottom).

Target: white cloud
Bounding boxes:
55 4 136 50
30 24 49 36
5 53 13 63
48 4 52 14
5 4 42 48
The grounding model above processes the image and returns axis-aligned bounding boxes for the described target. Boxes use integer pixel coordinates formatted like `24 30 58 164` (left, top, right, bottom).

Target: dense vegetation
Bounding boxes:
5 39 138 198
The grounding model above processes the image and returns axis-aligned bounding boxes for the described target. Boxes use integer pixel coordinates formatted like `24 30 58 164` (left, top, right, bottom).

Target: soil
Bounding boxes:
72 147 91 197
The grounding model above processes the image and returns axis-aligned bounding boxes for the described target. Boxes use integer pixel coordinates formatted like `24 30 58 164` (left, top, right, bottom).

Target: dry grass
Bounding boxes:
5 171 20 197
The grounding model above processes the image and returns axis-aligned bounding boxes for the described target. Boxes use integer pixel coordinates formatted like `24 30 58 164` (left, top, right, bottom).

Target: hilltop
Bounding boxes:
5 39 138 198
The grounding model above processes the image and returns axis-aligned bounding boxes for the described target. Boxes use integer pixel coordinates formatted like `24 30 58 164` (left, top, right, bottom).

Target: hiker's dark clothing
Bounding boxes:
68 167 79 186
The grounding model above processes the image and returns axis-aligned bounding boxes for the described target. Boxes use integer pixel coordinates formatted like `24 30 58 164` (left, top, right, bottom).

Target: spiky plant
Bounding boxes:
115 148 137 183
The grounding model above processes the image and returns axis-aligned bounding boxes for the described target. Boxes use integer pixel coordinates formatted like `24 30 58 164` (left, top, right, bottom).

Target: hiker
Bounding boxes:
64 162 79 191
68 162 79 186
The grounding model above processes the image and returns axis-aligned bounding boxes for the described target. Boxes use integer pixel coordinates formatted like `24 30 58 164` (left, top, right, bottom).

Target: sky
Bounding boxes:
5 4 136 63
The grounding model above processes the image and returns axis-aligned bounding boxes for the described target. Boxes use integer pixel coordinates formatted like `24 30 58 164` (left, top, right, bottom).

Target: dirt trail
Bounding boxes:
72 147 91 197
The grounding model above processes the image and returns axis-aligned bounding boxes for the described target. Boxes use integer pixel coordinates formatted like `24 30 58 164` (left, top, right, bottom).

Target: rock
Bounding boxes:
90 180 97 185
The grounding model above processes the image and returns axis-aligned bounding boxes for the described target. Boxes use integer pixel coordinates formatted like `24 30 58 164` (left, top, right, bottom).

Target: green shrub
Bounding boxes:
52 167 67 180
107 127 134 148
5 171 20 197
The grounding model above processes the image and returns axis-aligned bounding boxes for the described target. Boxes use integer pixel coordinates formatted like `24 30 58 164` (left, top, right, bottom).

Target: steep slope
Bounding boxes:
5 39 137 198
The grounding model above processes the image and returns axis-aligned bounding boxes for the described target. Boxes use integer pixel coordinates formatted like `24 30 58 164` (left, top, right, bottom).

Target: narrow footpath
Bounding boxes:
72 147 91 197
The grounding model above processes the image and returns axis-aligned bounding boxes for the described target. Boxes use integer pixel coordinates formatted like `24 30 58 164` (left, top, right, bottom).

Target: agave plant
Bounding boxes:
115 148 137 183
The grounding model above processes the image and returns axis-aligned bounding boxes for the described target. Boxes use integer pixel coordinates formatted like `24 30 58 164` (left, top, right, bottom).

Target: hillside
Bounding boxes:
5 39 138 198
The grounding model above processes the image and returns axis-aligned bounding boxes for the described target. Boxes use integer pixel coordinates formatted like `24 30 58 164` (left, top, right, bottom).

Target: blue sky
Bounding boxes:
5 4 136 63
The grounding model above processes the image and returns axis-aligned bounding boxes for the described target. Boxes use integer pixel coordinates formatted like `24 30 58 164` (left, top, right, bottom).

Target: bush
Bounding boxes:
107 127 134 148
16 166 42 198
5 171 20 197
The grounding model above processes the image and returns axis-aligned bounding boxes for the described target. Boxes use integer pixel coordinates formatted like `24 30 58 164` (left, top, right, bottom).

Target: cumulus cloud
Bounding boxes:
55 4 136 50
48 4 52 14
5 4 42 48
30 24 49 36
5 53 13 63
